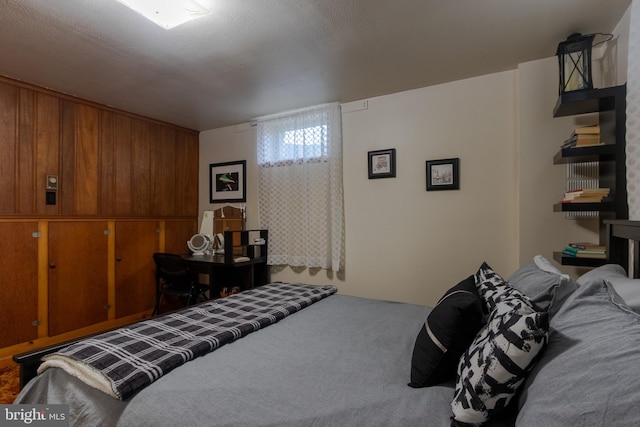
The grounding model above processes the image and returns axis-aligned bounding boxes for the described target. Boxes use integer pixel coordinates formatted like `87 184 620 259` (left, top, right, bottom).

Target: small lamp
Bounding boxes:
556 33 595 94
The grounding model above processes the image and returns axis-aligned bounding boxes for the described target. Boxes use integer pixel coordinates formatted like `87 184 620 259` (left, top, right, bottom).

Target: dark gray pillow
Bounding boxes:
408 276 484 388
508 255 577 317
517 279 640 426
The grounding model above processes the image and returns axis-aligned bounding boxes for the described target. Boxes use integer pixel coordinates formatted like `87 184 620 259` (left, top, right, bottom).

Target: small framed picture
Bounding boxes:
368 148 396 179
426 158 460 191
209 160 246 203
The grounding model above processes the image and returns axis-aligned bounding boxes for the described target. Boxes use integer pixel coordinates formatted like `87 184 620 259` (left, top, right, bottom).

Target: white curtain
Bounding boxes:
257 103 344 271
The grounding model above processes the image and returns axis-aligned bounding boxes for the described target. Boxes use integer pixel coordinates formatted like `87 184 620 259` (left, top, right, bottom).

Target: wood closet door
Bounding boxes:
114 221 159 318
0 222 39 347
48 221 109 336
164 219 197 254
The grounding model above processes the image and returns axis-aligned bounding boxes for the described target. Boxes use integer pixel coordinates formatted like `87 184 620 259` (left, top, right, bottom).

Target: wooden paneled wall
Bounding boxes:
0 75 199 364
0 76 199 218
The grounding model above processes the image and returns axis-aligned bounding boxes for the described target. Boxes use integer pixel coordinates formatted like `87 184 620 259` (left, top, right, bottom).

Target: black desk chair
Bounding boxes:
152 253 210 315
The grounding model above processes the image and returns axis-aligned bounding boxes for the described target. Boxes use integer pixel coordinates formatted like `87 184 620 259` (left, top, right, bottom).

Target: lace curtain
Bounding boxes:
257 103 344 271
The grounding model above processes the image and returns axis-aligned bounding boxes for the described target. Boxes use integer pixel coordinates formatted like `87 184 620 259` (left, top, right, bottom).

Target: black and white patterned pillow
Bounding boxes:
451 296 548 426
475 262 536 313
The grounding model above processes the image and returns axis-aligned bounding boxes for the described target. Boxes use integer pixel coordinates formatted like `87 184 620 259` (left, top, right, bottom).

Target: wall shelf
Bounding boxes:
552 144 616 164
553 201 616 212
552 85 627 268
552 251 609 268
553 86 624 117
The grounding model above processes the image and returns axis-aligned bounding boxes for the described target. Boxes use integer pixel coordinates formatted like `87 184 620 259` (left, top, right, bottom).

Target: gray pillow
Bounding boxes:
517 278 640 426
577 264 640 312
475 261 536 312
507 255 577 317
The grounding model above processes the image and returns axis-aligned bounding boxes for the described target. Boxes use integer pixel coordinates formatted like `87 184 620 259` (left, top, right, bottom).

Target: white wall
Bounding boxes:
200 71 518 306
198 124 261 230
517 4 632 274
517 57 599 277
200 5 633 305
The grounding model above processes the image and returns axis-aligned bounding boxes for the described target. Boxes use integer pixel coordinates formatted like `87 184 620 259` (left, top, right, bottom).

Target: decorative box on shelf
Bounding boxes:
222 229 269 265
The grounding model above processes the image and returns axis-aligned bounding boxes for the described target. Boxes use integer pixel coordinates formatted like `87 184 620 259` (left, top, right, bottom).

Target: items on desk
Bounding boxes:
219 286 241 298
187 234 214 255
214 233 225 254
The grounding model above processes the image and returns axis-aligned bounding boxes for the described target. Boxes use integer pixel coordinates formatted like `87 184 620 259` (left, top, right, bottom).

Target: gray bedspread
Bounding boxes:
37 283 337 400
16 293 516 426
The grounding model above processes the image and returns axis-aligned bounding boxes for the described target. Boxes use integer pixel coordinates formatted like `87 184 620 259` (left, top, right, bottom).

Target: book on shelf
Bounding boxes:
561 133 602 148
563 246 606 255
562 250 607 259
567 242 606 251
561 125 602 148
560 195 605 203
560 188 610 203
572 125 600 135
563 243 607 259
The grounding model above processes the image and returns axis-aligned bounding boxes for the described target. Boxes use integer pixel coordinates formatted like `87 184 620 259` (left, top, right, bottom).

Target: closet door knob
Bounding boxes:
49 263 56 269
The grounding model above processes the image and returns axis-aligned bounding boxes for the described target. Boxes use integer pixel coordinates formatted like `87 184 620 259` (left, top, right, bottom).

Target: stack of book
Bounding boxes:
561 125 601 148
562 243 607 259
560 187 610 203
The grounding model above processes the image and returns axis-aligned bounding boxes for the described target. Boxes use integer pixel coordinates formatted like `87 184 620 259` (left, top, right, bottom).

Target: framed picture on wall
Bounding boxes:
209 160 246 203
426 158 459 191
368 148 396 179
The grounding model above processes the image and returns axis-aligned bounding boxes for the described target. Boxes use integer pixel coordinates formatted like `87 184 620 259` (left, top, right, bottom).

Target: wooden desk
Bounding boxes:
184 229 270 298
184 253 270 298
605 220 640 278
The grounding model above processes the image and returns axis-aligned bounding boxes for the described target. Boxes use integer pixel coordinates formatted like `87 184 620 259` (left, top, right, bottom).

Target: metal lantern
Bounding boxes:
556 33 595 94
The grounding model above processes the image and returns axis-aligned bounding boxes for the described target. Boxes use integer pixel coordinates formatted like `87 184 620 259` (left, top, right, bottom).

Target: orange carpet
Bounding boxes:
0 363 20 404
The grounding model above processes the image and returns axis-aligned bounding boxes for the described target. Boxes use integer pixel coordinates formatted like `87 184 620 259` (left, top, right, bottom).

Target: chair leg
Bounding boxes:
152 293 162 316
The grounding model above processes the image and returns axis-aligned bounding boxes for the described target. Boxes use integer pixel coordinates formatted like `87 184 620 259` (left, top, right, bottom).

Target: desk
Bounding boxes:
184 254 270 298
605 220 640 278
184 229 270 298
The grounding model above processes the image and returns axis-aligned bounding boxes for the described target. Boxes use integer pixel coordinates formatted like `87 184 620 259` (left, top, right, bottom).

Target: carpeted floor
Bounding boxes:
0 363 20 403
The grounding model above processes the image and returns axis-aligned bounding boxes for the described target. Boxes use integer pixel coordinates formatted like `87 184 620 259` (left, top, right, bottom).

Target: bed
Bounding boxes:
13 221 640 427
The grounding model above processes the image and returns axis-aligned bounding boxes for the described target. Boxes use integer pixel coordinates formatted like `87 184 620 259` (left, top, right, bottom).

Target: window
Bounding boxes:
259 124 328 166
256 104 344 271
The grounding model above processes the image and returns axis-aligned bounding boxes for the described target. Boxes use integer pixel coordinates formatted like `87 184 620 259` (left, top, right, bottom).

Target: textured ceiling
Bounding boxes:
0 0 632 131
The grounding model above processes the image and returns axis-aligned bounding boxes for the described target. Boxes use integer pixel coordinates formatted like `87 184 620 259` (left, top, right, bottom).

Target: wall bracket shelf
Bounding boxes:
552 85 627 268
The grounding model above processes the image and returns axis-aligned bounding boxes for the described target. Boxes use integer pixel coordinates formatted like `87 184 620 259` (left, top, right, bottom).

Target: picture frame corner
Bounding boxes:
367 148 397 179
426 157 460 191
209 159 247 203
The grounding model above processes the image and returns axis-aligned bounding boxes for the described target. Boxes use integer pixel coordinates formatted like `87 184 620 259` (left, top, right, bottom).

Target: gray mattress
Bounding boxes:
15 294 515 426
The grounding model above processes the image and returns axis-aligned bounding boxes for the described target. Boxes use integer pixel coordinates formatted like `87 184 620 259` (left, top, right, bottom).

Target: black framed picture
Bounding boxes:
368 148 396 179
426 158 460 191
209 160 246 203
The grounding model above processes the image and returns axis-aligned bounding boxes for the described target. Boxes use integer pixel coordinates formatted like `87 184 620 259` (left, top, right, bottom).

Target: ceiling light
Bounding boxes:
116 0 212 30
